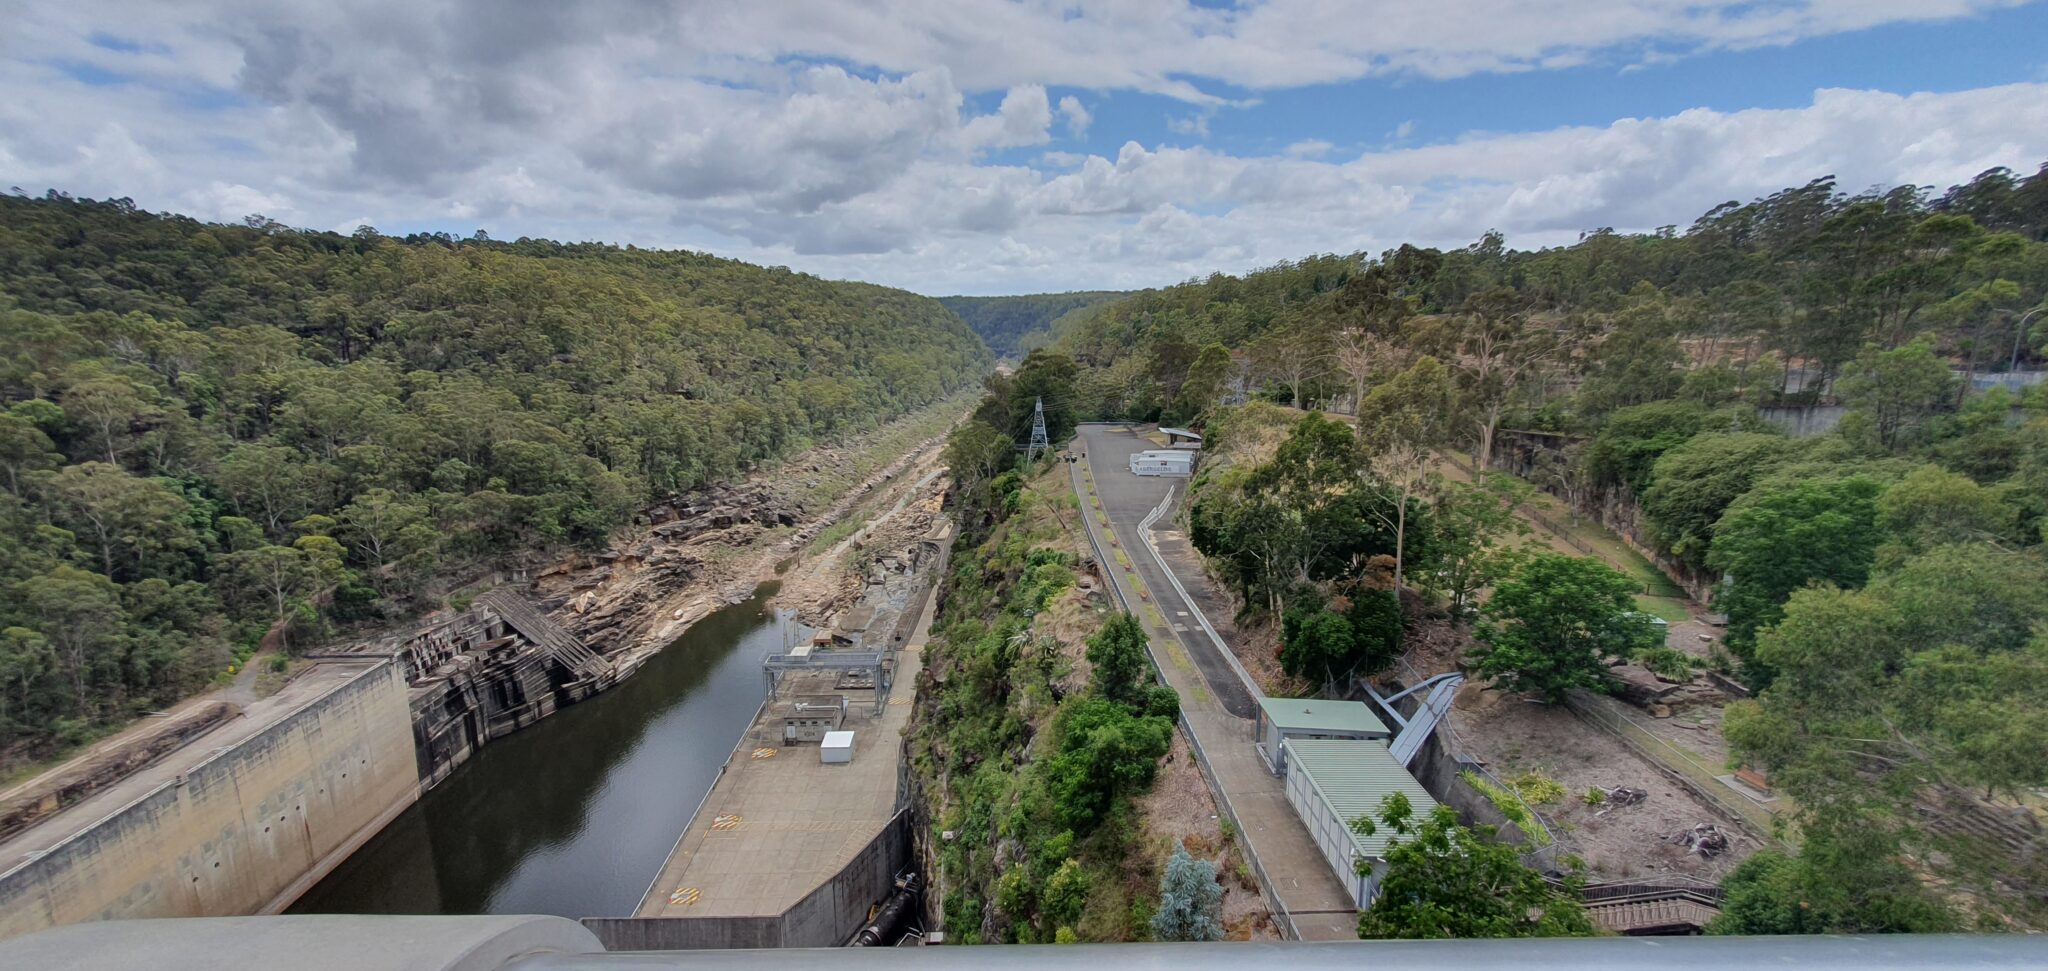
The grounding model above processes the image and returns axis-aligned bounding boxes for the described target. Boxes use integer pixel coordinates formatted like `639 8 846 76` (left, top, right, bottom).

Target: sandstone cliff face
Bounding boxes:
529 436 948 666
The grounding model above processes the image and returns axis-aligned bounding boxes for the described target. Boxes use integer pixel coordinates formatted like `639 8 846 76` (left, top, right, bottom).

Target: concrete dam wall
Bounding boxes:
0 661 419 939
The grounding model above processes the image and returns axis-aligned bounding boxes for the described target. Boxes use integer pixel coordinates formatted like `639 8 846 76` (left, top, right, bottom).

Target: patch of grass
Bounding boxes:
1444 449 1688 600
1460 770 1554 848
0 724 125 787
1632 595 1691 623
806 514 868 554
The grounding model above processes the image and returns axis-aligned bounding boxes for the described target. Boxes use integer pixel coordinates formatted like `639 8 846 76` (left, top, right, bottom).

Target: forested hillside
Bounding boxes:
0 193 988 767
946 162 2048 933
937 292 1125 359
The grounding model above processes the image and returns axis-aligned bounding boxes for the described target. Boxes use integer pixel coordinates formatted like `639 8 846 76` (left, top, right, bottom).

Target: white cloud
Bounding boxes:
182 181 295 222
962 85 1055 150
2 2 2046 296
1057 96 1092 137
1391 121 1416 140
1166 113 1211 138
72 125 168 195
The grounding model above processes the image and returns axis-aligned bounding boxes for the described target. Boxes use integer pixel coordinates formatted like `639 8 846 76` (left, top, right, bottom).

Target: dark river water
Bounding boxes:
290 585 786 918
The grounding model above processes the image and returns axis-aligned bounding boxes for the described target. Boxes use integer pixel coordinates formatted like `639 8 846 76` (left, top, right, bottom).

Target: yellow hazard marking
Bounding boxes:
670 886 701 906
712 813 743 830
751 747 777 759
889 697 910 706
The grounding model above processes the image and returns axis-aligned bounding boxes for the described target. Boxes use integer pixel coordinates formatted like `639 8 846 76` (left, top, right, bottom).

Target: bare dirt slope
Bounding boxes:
533 399 969 668
775 460 949 625
1449 687 1757 883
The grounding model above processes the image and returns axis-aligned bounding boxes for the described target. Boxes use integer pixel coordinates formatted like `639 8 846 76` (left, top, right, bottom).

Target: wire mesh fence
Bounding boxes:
1563 692 1779 841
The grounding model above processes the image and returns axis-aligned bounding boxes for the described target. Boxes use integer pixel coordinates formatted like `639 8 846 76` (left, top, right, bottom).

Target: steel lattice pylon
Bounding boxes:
1026 396 1049 460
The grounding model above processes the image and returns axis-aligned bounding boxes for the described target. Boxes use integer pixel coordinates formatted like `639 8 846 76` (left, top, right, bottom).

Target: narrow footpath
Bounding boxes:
1068 424 1357 941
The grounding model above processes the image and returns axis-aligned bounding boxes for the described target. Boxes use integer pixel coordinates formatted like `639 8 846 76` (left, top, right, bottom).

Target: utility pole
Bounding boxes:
1026 396 1050 460
2010 305 2044 377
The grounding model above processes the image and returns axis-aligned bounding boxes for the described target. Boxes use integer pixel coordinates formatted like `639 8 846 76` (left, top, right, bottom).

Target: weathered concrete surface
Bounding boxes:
612 538 943 949
1071 425 1360 941
0 700 239 845
587 809 914 950
632 585 930 926
0 660 419 939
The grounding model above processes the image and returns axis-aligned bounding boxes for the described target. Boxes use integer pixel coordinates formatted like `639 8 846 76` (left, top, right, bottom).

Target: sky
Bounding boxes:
5 2 2048 296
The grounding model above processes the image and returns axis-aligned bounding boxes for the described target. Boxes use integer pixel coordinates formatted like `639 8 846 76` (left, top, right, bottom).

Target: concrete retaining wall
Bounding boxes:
1404 728 1523 845
585 808 914 950
0 661 420 939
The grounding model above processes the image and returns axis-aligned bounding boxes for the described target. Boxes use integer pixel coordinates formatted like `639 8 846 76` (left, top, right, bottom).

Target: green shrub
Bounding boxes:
1042 859 1090 928
1507 771 1566 805
1459 770 1553 848
1634 646 1695 681
1143 684 1181 720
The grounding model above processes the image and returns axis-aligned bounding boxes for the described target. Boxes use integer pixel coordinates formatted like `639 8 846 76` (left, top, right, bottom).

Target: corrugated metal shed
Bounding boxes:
1132 449 1193 464
1286 739 1438 859
1258 697 1389 737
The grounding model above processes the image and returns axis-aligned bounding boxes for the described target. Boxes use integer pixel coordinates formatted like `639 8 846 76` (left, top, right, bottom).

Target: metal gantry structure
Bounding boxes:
1025 396 1050 460
761 651 890 713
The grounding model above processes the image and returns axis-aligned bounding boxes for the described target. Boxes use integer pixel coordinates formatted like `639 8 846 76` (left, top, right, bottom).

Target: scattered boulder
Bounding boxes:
1606 786 1648 807
1667 823 1730 858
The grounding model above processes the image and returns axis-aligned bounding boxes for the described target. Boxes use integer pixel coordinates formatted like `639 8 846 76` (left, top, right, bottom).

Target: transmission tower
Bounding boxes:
1026 396 1050 460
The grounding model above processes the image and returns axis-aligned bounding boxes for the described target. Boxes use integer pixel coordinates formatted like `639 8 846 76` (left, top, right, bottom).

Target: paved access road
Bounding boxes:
1072 424 1258 719
1069 424 1358 941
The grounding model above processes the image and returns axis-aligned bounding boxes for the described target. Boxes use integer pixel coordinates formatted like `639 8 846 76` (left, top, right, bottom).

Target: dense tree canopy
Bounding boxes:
1470 552 1662 702
938 292 1125 359
0 193 988 764
1354 793 1594 940
1189 413 1413 614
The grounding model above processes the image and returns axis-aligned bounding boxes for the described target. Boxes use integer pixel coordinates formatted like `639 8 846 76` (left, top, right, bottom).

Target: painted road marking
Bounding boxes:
670 887 701 906
889 697 910 706
751 748 777 759
712 814 743 830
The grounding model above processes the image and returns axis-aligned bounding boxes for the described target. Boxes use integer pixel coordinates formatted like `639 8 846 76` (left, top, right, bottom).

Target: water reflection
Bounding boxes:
291 584 788 918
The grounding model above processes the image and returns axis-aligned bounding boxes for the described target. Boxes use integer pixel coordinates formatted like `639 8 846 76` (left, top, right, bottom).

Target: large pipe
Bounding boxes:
849 872 922 947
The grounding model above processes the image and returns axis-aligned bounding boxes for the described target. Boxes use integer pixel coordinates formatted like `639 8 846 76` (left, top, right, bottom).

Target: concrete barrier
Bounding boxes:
585 808 915 950
0 661 420 939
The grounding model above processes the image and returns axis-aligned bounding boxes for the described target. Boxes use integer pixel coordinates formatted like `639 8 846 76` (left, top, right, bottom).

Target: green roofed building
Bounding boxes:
1255 697 1390 776
1280 738 1438 908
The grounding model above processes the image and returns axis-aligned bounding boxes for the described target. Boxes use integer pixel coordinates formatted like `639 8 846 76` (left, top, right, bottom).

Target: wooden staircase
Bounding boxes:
1587 896 1722 935
476 589 609 682
1566 878 1725 935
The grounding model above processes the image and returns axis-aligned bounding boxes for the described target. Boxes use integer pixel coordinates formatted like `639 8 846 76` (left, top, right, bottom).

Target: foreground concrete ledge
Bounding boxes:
7 923 2048 970
0 914 602 971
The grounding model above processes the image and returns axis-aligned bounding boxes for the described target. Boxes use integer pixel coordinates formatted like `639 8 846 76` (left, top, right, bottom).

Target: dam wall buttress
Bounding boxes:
0 661 420 939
